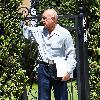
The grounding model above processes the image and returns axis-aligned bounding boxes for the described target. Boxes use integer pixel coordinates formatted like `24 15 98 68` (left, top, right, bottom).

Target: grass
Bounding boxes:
27 80 78 100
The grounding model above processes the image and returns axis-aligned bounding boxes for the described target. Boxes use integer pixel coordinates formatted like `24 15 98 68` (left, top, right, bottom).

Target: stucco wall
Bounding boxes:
22 0 31 9
18 0 31 17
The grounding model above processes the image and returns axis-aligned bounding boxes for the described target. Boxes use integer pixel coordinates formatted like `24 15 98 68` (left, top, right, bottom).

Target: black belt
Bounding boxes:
39 61 49 66
39 60 55 65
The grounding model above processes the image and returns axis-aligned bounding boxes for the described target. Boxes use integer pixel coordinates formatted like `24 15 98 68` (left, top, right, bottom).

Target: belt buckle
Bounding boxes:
48 60 54 65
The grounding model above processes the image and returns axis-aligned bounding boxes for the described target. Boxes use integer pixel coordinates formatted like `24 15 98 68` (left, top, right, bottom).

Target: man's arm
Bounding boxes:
22 22 39 41
23 25 30 39
62 32 76 81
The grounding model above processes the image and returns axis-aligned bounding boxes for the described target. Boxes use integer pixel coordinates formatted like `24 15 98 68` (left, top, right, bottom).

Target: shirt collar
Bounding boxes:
43 24 60 38
48 24 60 36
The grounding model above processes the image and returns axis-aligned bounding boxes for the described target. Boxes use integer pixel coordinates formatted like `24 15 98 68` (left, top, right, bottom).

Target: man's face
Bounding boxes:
41 12 54 28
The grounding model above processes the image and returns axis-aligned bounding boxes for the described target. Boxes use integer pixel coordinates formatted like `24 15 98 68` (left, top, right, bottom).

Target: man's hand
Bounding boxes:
62 73 70 81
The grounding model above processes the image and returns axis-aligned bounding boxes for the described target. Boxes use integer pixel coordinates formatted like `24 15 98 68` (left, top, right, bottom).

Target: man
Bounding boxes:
23 8 76 100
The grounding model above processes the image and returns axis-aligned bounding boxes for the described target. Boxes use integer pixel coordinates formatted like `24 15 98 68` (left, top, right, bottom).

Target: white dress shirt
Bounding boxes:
23 24 76 77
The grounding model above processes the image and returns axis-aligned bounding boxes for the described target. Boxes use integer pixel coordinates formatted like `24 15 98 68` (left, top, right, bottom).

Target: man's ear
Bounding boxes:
51 17 55 22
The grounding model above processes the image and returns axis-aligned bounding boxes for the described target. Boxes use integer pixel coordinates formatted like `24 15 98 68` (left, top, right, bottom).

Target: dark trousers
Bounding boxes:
38 64 68 100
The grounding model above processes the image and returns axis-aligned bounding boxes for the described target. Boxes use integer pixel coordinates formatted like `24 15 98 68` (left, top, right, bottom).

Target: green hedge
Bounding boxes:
0 0 27 99
0 0 100 100
87 0 100 99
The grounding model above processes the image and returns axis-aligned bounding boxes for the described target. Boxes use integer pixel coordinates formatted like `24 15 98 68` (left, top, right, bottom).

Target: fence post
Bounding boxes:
77 0 90 100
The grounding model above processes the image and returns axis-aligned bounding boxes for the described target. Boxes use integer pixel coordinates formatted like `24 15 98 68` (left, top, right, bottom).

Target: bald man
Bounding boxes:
23 9 76 100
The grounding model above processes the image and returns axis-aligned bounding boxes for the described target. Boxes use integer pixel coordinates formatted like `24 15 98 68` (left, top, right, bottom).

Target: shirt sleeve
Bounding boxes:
23 25 29 39
64 32 77 74
23 25 39 42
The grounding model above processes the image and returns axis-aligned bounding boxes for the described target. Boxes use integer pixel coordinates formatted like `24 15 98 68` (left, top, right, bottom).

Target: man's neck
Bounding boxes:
48 24 57 34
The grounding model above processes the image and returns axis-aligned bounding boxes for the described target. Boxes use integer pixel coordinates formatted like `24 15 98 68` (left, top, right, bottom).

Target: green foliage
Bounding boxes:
38 0 77 14
0 0 28 99
89 61 100 100
0 0 99 99
86 0 100 99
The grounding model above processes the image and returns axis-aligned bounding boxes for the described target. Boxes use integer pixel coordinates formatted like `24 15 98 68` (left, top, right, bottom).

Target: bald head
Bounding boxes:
43 9 58 21
41 9 58 32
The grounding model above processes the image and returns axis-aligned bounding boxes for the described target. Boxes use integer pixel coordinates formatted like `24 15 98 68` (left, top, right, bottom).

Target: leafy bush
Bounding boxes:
86 0 100 99
0 0 28 99
0 0 100 99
